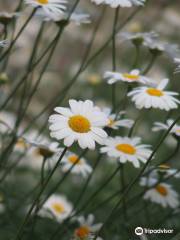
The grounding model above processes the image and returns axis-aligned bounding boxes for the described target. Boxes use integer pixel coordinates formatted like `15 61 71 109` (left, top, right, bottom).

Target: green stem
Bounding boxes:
13 147 67 240
0 8 36 62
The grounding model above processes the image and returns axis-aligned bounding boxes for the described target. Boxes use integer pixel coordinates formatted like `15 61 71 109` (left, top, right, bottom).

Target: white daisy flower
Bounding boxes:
152 119 180 137
120 31 180 58
74 214 102 240
100 136 152 168
0 111 16 133
49 99 108 150
144 38 180 59
0 40 9 48
128 78 180 111
174 58 180 73
103 108 134 129
119 31 158 45
36 8 91 25
25 141 62 170
68 13 91 26
61 152 92 178
39 194 73 222
158 165 180 180
148 165 180 179
140 178 179 208
25 0 67 19
14 130 51 153
0 12 20 25
91 0 145 8
104 69 150 85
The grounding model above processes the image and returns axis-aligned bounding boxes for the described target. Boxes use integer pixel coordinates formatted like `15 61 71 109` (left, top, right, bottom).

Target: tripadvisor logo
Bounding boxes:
135 227 174 235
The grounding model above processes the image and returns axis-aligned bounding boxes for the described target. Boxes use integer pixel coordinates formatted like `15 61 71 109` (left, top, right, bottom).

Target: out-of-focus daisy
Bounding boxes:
0 73 9 85
87 73 102 85
36 8 91 25
25 0 67 19
103 108 134 130
14 138 30 153
74 214 102 240
91 0 145 8
140 178 179 208
61 151 92 178
104 69 150 85
128 79 180 111
25 141 62 170
152 119 180 137
120 31 180 59
0 12 20 25
0 40 9 48
39 194 72 222
0 111 16 133
101 136 152 168
174 58 180 73
144 38 180 59
156 164 180 179
49 99 108 150
119 31 158 46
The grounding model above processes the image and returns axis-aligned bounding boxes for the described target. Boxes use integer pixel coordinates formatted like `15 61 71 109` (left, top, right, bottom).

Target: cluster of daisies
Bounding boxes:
104 71 179 111
48 99 153 168
21 0 148 26
38 194 103 239
0 0 180 238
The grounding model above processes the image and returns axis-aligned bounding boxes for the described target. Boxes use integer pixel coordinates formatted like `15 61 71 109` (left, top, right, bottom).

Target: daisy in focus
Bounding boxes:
39 194 73 222
74 214 102 240
25 0 67 19
101 136 152 168
103 108 134 130
152 119 180 137
91 0 145 8
128 79 180 110
140 177 179 208
61 152 92 178
104 69 150 85
49 99 108 150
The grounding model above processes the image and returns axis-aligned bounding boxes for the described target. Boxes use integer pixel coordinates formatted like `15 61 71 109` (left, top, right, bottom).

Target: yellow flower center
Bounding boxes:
123 73 139 81
68 115 91 133
176 129 180 133
68 155 82 165
52 202 65 214
158 164 170 170
146 88 163 97
15 138 28 149
156 185 168 196
37 0 48 4
87 74 101 85
75 225 90 239
108 118 115 127
116 143 136 155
